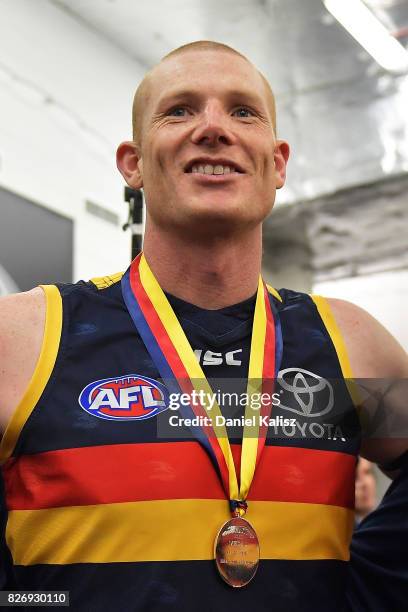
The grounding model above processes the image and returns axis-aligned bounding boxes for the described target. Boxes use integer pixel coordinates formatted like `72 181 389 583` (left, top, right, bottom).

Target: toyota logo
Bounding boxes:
278 368 334 418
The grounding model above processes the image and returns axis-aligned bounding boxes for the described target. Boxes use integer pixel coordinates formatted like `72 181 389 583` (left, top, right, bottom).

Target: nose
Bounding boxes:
191 102 235 147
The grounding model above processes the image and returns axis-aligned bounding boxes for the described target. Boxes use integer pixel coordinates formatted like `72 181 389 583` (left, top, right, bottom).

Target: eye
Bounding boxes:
168 107 188 117
233 107 255 118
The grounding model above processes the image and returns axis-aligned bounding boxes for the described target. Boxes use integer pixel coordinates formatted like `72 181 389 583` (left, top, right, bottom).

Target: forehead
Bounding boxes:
147 49 270 112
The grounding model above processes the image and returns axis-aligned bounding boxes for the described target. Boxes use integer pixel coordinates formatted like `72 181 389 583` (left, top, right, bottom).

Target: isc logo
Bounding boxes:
194 349 242 366
78 374 169 421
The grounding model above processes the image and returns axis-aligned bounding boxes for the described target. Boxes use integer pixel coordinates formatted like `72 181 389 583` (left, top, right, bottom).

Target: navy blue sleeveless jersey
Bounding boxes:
0 272 361 611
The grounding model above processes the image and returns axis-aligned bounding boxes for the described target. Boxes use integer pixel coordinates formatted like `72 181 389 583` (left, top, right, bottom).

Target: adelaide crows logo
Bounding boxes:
79 374 169 421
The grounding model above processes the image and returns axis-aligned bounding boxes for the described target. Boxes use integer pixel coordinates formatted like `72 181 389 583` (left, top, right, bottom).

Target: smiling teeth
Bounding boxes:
191 164 235 175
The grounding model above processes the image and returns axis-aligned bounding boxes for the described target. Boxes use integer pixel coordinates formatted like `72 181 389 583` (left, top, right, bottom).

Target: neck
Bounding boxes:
142 222 263 309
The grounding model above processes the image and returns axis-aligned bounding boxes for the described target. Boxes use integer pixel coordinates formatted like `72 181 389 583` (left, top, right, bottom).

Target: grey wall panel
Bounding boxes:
0 187 73 293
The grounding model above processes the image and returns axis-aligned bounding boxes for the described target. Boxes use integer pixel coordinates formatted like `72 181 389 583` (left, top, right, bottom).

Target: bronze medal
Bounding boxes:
214 516 260 588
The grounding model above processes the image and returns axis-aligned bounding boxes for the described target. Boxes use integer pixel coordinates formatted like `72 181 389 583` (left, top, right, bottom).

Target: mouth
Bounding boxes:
184 159 245 176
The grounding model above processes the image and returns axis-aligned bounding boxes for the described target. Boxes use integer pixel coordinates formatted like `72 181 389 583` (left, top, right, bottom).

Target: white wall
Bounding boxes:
314 269 408 351
0 0 146 282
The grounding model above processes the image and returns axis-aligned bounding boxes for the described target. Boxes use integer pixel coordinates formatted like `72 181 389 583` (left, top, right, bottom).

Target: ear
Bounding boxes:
273 140 290 189
116 141 143 189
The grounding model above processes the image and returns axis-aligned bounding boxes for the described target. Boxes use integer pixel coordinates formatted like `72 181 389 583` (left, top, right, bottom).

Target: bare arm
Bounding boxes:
327 297 408 466
0 287 46 435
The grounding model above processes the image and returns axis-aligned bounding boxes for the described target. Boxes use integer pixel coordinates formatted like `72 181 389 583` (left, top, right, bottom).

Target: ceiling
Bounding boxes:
51 0 408 82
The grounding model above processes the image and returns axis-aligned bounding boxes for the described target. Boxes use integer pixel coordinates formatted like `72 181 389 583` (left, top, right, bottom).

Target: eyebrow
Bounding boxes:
155 88 268 112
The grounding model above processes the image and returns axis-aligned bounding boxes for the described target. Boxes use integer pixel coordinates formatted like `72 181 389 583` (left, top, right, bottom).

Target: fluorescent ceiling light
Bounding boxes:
323 0 408 73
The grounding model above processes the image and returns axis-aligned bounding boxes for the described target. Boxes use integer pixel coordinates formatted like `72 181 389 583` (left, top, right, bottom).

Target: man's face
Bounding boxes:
355 458 377 518
125 49 288 234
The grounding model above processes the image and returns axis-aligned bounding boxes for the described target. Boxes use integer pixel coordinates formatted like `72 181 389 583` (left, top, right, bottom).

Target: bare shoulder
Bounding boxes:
0 287 46 433
326 297 408 378
326 297 408 464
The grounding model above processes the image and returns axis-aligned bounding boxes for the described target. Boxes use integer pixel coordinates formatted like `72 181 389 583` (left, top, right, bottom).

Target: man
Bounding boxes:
0 40 407 611
355 458 377 524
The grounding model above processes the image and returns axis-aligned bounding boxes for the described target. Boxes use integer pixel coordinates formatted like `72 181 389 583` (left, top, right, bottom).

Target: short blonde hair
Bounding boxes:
132 40 277 146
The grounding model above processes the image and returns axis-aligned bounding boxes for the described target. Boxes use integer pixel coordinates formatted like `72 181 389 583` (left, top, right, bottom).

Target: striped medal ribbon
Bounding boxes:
121 252 283 587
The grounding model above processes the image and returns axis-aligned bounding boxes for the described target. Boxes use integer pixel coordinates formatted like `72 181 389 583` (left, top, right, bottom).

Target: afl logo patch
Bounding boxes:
79 374 169 421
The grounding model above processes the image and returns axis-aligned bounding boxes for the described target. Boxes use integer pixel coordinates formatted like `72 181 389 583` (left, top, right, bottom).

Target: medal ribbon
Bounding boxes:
121 253 282 509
